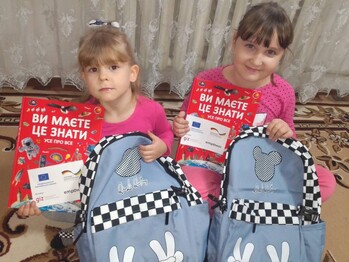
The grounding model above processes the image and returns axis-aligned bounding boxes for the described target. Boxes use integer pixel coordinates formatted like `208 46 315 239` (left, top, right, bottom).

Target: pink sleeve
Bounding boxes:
181 67 226 113
278 80 296 137
262 75 297 138
153 102 174 156
285 90 296 138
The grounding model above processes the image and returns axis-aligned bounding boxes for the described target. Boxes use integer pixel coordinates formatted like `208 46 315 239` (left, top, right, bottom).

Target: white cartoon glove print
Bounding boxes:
227 237 254 262
149 231 184 262
109 246 135 262
266 242 290 262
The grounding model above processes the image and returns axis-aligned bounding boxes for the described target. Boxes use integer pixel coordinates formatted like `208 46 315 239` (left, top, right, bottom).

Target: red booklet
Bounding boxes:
175 77 262 173
8 97 104 212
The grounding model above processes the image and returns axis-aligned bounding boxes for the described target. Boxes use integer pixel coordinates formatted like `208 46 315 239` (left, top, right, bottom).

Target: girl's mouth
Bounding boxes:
100 87 113 92
245 65 260 73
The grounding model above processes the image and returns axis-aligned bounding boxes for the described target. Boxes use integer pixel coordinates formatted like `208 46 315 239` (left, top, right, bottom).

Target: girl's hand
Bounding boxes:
173 111 189 137
16 201 42 218
139 131 168 162
266 119 293 141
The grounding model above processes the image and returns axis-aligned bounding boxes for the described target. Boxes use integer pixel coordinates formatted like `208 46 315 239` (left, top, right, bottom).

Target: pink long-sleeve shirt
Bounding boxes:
181 65 296 135
180 66 335 205
89 95 173 156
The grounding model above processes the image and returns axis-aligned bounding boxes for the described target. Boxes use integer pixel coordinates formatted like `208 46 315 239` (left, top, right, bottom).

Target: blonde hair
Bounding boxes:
78 26 140 95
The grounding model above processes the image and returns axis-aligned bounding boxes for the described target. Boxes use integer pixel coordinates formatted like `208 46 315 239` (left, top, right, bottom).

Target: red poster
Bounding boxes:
175 77 262 173
8 97 104 212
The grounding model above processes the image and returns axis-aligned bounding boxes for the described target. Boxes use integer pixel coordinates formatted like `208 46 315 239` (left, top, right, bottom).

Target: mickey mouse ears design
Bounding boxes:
88 19 120 28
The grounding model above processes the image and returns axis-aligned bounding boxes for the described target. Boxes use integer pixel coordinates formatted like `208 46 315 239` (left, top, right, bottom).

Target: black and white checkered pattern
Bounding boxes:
220 126 322 225
79 135 121 228
78 132 205 231
115 147 142 177
91 189 180 233
58 230 74 239
229 199 300 225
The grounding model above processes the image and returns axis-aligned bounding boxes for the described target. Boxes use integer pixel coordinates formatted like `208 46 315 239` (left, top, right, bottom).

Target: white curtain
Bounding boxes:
0 0 348 103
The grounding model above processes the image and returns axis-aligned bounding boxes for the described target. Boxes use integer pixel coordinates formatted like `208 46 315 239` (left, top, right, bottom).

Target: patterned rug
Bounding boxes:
294 93 349 189
0 82 348 261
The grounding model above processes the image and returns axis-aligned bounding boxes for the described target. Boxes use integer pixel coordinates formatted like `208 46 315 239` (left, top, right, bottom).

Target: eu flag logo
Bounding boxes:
192 121 201 128
38 173 49 181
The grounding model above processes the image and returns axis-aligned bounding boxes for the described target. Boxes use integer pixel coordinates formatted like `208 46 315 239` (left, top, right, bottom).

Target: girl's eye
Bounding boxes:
87 67 98 73
266 50 277 56
245 43 255 49
110 65 119 70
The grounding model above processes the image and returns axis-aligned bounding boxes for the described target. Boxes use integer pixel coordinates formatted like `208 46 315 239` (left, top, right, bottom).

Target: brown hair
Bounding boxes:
78 26 140 95
235 1 293 50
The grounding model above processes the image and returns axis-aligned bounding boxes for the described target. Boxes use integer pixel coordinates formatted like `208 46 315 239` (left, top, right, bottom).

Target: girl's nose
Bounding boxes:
99 68 109 80
251 54 263 66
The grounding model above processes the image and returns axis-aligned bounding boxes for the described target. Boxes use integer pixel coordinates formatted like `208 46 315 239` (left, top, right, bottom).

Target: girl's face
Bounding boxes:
81 62 139 105
231 31 285 88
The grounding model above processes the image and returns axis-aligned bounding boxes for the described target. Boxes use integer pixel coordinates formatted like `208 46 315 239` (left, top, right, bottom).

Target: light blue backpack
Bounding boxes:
74 132 210 262
207 126 325 262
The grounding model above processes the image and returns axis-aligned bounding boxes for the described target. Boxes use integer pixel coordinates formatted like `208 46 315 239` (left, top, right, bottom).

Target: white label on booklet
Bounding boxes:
253 113 267 126
28 160 82 207
181 114 230 155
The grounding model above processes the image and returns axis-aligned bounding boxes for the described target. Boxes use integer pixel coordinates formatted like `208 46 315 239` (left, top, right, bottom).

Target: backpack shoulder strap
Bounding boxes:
158 156 204 206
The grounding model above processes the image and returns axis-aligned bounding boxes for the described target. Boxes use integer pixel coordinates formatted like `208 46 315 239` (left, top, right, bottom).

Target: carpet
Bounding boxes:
293 93 349 262
0 82 348 261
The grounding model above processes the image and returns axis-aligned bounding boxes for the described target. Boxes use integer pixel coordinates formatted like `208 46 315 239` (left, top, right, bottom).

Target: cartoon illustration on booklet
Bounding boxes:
8 97 104 212
175 77 262 174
